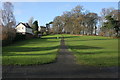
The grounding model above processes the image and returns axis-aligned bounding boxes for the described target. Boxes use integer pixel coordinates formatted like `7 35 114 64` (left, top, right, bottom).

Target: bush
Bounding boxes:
33 31 39 38
14 33 26 41
34 31 38 35
2 26 16 46
43 32 47 36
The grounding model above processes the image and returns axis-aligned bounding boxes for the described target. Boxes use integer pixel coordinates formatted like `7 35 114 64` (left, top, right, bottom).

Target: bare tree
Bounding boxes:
71 5 84 34
85 13 98 35
52 5 98 35
28 17 34 27
71 5 83 14
2 2 16 27
53 16 64 34
62 11 73 34
0 9 3 26
1 2 16 45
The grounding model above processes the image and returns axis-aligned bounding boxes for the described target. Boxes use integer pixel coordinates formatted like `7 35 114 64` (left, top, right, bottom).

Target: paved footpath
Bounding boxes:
2 37 118 78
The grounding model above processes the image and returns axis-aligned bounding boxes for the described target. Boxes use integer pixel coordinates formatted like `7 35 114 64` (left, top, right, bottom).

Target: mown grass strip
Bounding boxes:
64 34 118 67
3 34 61 65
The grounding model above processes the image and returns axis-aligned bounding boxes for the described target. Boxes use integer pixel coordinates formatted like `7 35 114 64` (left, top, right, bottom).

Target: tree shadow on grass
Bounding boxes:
41 36 77 39
3 46 59 53
41 36 79 39
41 37 60 39
75 51 117 55
3 38 48 47
93 39 111 40
68 45 103 50
7 52 56 56
67 38 111 42
63 36 80 39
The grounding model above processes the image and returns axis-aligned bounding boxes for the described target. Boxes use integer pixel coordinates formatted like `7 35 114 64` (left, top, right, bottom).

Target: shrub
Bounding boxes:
14 33 26 41
43 32 47 36
33 31 38 38
2 26 16 46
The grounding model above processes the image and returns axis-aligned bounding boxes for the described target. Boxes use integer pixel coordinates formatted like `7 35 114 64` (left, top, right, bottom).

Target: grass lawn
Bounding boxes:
64 34 118 67
2 34 61 65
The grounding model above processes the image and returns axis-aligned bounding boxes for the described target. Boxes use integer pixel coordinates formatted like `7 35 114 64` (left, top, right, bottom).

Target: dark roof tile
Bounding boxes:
16 22 32 29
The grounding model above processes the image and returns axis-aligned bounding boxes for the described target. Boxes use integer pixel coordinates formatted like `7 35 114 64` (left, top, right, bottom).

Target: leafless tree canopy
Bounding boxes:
1 2 16 45
52 5 98 35
28 17 34 27
51 5 119 37
2 2 16 27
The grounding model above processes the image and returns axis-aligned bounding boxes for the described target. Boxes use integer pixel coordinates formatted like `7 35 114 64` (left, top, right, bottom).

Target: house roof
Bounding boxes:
16 22 32 29
40 26 46 28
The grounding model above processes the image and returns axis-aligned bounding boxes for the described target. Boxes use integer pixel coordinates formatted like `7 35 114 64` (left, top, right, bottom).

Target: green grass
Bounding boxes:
3 34 61 65
3 34 118 66
64 34 118 67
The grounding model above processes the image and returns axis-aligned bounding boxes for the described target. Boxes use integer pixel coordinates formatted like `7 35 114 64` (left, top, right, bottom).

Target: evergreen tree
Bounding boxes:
32 20 39 36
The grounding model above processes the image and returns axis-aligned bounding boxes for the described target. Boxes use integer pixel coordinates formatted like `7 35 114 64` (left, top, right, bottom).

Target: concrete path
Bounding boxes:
2 37 118 78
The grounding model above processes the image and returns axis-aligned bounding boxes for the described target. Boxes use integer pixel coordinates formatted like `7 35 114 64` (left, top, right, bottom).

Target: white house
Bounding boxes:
15 22 33 35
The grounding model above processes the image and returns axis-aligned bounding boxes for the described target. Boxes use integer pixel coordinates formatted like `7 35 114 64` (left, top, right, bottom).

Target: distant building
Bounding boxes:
38 26 46 34
15 22 33 38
